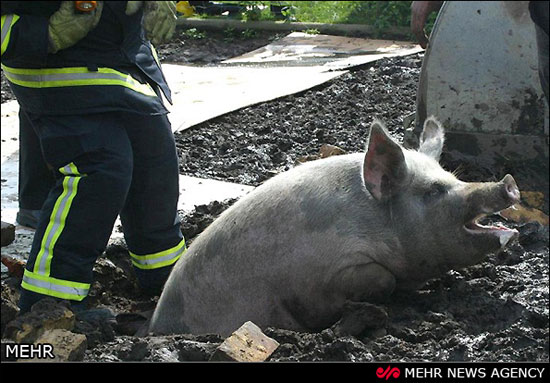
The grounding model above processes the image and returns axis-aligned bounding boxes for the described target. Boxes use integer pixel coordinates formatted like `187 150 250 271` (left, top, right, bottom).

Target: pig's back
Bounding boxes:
186 152 373 266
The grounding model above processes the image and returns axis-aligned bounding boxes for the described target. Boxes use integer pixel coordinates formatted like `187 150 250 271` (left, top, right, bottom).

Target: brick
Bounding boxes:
1 254 26 278
210 321 279 362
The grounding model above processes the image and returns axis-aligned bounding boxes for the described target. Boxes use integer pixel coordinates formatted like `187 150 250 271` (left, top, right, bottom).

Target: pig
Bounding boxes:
148 116 521 336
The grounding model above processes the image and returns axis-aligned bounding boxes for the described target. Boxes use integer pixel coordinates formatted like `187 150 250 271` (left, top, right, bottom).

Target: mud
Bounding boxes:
1 29 548 363
175 54 421 186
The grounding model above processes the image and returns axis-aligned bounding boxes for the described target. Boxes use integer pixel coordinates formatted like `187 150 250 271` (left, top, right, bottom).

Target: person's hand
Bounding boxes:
410 1 443 49
126 1 178 46
48 1 104 53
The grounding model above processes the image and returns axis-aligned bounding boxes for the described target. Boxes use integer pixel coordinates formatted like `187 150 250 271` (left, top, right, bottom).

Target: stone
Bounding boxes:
1 221 15 247
319 143 346 158
1 299 19 336
32 329 87 362
209 321 279 362
3 298 75 343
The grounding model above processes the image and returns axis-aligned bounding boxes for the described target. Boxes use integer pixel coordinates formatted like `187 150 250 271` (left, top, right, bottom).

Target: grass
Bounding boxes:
185 1 437 36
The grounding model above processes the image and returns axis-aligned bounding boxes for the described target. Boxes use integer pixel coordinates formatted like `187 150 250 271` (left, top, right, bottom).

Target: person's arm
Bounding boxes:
1 1 103 63
410 1 444 49
126 1 178 46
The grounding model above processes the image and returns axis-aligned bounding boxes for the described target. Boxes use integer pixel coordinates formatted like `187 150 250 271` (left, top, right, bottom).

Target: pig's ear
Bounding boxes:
418 116 445 160
363 120 407 201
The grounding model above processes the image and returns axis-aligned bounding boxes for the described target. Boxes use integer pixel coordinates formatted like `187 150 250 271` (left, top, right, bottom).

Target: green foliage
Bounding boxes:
183 28 207 39
222 27 259 42
194 1 438 35
223 26 237 42
303 28 320 35
242 28 258 38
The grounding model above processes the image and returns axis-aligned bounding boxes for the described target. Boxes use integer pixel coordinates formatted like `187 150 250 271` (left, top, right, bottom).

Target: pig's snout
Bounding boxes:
462 174 521 250
463 174 521 224
500 174 521 205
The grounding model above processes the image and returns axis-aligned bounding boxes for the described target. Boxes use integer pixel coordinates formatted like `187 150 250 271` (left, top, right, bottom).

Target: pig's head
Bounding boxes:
362 116 520 281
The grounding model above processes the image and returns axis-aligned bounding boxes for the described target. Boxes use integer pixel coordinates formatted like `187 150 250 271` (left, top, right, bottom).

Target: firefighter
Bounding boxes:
1 1 185 314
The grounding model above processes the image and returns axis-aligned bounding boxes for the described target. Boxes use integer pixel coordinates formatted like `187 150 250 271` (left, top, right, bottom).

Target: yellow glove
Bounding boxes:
126 1 177 46
48 1 104 54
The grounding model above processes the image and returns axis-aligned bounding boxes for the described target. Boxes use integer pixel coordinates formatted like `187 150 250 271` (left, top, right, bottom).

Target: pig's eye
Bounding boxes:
424 183 447 201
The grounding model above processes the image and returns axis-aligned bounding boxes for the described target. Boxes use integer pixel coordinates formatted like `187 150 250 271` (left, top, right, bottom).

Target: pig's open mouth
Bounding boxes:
463 212 519 247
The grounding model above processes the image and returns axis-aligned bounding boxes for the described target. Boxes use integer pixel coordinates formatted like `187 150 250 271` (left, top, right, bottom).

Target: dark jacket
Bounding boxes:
1 1 172 115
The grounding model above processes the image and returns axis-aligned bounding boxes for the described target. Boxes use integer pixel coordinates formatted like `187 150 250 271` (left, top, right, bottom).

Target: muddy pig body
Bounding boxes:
149 117 520 336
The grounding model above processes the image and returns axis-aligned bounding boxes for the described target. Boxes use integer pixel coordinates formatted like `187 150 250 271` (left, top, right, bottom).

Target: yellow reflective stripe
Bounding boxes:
130 239 187 270
150 44 161 67
1 64 157 97
34 163 85 277
1 14 20 56
22 269 90 301
3 66 120 74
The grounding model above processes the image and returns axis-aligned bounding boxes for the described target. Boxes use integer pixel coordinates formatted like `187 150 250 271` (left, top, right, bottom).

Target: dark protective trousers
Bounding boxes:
19 110 185 309
18 109 55 211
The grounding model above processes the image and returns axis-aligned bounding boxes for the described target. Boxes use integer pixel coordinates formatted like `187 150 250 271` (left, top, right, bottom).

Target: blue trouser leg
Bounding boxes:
119 113 185 294
18 111 185 312
19 113 134 311
18 109 55 210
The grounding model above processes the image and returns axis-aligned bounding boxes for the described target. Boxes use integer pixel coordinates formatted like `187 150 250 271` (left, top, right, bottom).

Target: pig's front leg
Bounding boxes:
331 261 396 303
327 261 394 336
330 300 389 337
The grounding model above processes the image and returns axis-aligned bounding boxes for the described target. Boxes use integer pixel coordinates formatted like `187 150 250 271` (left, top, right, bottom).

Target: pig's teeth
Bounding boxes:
499 230 517 247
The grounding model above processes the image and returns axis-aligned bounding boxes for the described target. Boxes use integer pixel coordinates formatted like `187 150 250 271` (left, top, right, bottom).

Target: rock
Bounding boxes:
178 339 219 361
500 203 549 226
1 339 17 361
3 298 75 343
209 321 279 362
33 329 87 362
319 144 346 158
1 278 20 336
117 341 149 361
1 221 15 247
1 299 19 337
115 312 151 336
518 222 549 249
296 154 320 164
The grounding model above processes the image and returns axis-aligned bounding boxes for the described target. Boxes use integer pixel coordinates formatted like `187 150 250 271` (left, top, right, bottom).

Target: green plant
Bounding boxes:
242 5 262 21
219 1 294 22
242 28 258 39
303 28 320 35
192 2 433 36
183 28 207 39
223 26 237 42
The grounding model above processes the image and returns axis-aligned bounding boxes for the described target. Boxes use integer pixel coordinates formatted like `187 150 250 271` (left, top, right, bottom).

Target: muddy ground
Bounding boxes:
1 28 549 362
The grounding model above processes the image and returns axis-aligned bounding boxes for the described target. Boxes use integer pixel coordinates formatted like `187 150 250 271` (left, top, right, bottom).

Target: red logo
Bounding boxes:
376 366 401 380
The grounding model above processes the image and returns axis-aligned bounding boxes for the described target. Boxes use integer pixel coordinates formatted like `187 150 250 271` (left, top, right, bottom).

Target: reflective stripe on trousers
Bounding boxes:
22 162 90 301
21 270 90 301
130 239 187 270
